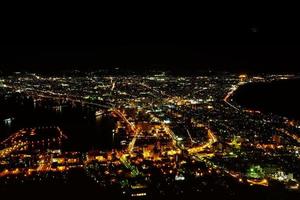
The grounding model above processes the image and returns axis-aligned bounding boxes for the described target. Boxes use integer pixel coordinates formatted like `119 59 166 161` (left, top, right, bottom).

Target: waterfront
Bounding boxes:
1 72 300 199
233 78 300 120
0 93 116 151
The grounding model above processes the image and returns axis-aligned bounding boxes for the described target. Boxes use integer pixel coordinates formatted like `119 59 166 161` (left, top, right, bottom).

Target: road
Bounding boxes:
187 128 217 154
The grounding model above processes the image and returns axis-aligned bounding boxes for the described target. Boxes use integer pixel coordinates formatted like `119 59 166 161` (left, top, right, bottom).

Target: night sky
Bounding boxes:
1 13 300 73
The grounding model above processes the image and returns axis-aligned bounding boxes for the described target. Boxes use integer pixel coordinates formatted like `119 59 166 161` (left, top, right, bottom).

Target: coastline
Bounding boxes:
230 77 300 121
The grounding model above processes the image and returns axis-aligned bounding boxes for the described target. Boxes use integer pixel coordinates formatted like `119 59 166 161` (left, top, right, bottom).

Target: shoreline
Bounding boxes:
229 77 300 121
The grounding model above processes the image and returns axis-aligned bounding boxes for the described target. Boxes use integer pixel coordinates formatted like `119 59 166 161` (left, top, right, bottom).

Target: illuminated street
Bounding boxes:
0 71 300 199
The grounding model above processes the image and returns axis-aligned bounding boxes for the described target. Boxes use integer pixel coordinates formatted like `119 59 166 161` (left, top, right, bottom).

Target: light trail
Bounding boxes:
185 126 196 144
223 87 240 111
187 128 217 154
128 128 140 153
247 179 269 187
223 82 247 111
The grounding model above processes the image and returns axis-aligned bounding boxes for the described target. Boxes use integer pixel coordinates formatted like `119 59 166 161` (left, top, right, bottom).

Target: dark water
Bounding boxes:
233 78 300 120
0 93 116 151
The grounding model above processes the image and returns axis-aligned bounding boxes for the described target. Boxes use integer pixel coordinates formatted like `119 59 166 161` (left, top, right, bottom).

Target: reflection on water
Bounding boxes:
0 93 116 152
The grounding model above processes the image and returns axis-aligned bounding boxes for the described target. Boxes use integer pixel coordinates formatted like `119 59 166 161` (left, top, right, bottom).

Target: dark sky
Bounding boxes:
1 12 300 73
1 44 300 73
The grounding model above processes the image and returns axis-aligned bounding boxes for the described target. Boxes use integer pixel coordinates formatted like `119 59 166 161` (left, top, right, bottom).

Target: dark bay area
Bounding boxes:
233 78 300 120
